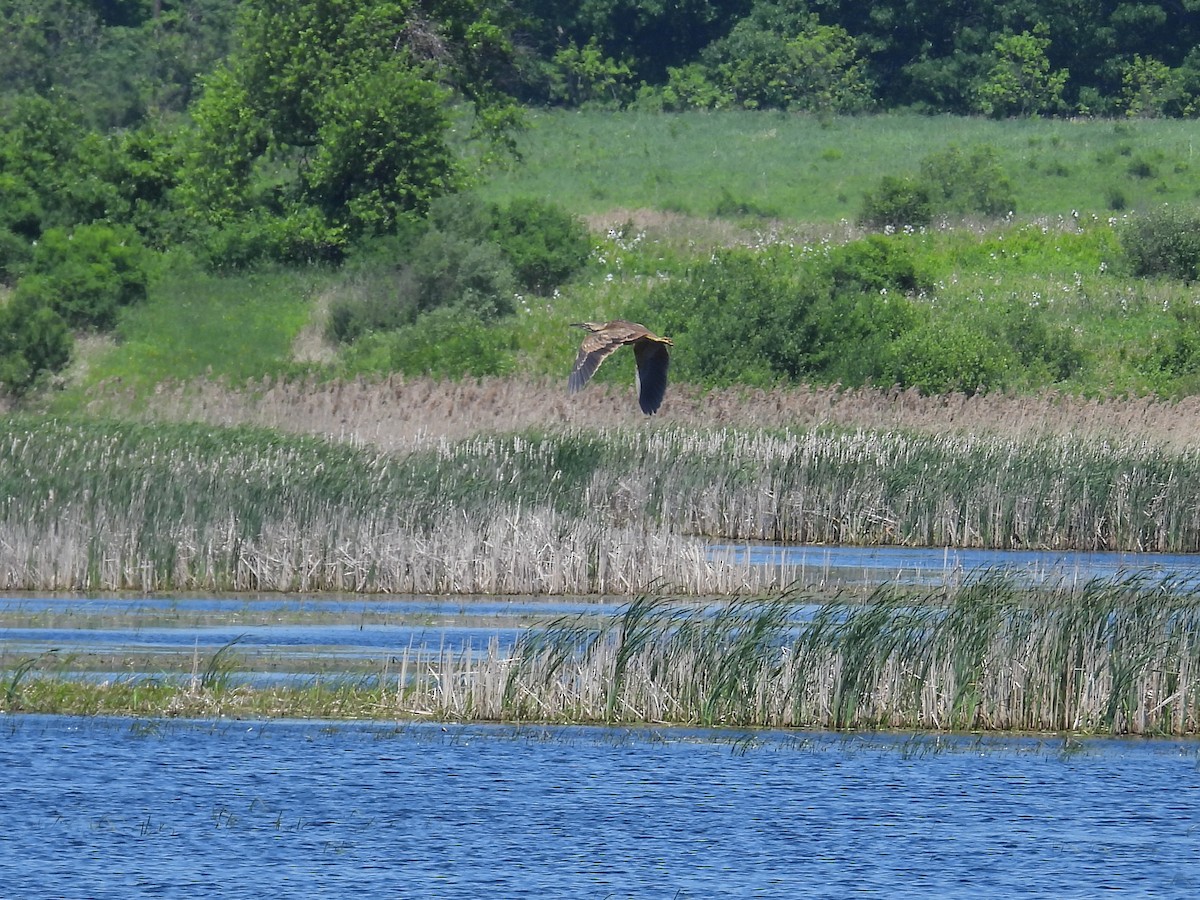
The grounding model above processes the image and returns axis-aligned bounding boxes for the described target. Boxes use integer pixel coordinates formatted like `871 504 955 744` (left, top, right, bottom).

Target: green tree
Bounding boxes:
1119 55 1184 118
15 223 151 330
973 26 1069 117
181 0 521 239
0 291 72 396
0 95 121 234
549 38 634 106
701 2 871 112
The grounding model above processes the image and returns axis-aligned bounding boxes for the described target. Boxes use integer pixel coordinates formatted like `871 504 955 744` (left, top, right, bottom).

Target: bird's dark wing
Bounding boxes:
569 331 628 393
633 337 670 414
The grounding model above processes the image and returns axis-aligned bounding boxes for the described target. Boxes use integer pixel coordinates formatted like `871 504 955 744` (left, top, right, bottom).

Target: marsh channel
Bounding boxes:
3 544 1200 897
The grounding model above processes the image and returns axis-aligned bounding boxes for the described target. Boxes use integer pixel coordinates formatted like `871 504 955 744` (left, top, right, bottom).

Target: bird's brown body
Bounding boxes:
568 320 672 415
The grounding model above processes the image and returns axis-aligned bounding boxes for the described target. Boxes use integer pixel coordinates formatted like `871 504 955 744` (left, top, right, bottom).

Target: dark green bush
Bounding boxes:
326 267 419 344
200 208 348 269
0 228 32 284
714 187 780 219
825 235 930 294
858 175 934 228
488 198 591 293
634 248 820 386
887 319 1014 395
1119 207 1200 282
408 228 517 319
16 223 151 330
999 305 1084 382
919 144 1015 217
806 291 924 386
0 173 44 241
1137 302 1200 389
0 292 72 396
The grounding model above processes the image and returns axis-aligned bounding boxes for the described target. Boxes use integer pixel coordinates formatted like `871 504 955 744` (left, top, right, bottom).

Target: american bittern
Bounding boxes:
568 320 672 415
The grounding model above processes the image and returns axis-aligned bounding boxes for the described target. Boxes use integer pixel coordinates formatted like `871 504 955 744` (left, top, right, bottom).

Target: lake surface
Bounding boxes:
5 547 1200 896
708 543 1200 588
2 716 1198 899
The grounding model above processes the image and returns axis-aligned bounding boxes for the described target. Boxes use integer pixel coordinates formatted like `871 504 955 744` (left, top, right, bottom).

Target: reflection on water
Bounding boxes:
1 716 1198 899
0 593 623 674
709 542 1200 587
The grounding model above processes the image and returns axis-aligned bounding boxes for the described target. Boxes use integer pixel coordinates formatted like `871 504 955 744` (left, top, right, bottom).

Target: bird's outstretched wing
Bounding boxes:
568 322 645 393
633 338 670 414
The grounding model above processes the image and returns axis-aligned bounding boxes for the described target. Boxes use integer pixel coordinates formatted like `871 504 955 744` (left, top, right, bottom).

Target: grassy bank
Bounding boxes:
8 578 1200 736
3 415 1200 595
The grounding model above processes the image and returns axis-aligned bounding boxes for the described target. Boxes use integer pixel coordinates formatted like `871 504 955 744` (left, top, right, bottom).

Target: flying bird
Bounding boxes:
568 320 672 415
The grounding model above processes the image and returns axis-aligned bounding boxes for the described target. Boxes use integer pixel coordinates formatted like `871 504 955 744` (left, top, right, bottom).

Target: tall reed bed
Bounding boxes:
420 577 1200 735
4 416 1200 593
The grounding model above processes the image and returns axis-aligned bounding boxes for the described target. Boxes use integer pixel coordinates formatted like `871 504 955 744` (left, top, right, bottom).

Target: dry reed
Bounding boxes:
4 416 1200 594
79 374 1200 453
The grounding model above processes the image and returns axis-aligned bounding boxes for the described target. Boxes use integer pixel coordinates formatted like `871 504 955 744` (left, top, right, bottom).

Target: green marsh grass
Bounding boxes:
475 577 1200 734
69 263 325 401
5 416 1200 594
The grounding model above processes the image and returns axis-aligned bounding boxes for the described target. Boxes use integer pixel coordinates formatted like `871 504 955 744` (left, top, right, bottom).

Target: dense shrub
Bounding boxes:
488 198 591 293
1119 207 1200 282
408 229 517 319
858 175 933 228
15 223 152 330
920 144 1015 218
0 173 43 242
825 235 930 294
806 290 923 385
1137 303 1200 391
0 292 72 396
998 305 1084 383
887 319 1014 395
0 228 32 284
326 268 420 344
634 248 827 386
861 145 1016 230
200 208 348 269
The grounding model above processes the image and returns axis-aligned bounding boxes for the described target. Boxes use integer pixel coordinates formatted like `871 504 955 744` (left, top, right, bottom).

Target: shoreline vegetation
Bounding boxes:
6 383 1200 734
2 403 1199 594
7 578 1200 736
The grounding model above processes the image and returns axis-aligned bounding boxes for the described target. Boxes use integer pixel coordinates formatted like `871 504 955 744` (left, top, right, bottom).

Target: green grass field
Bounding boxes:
478 110 1200 221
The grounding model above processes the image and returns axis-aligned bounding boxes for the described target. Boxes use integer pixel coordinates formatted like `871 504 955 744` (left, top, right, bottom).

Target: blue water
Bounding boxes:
0 594 610 618
709 542 1200 587
1 623 528 657
1 716 1198 899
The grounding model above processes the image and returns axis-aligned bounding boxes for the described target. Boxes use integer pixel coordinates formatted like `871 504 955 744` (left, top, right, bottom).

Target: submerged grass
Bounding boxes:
8 577 1200 736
